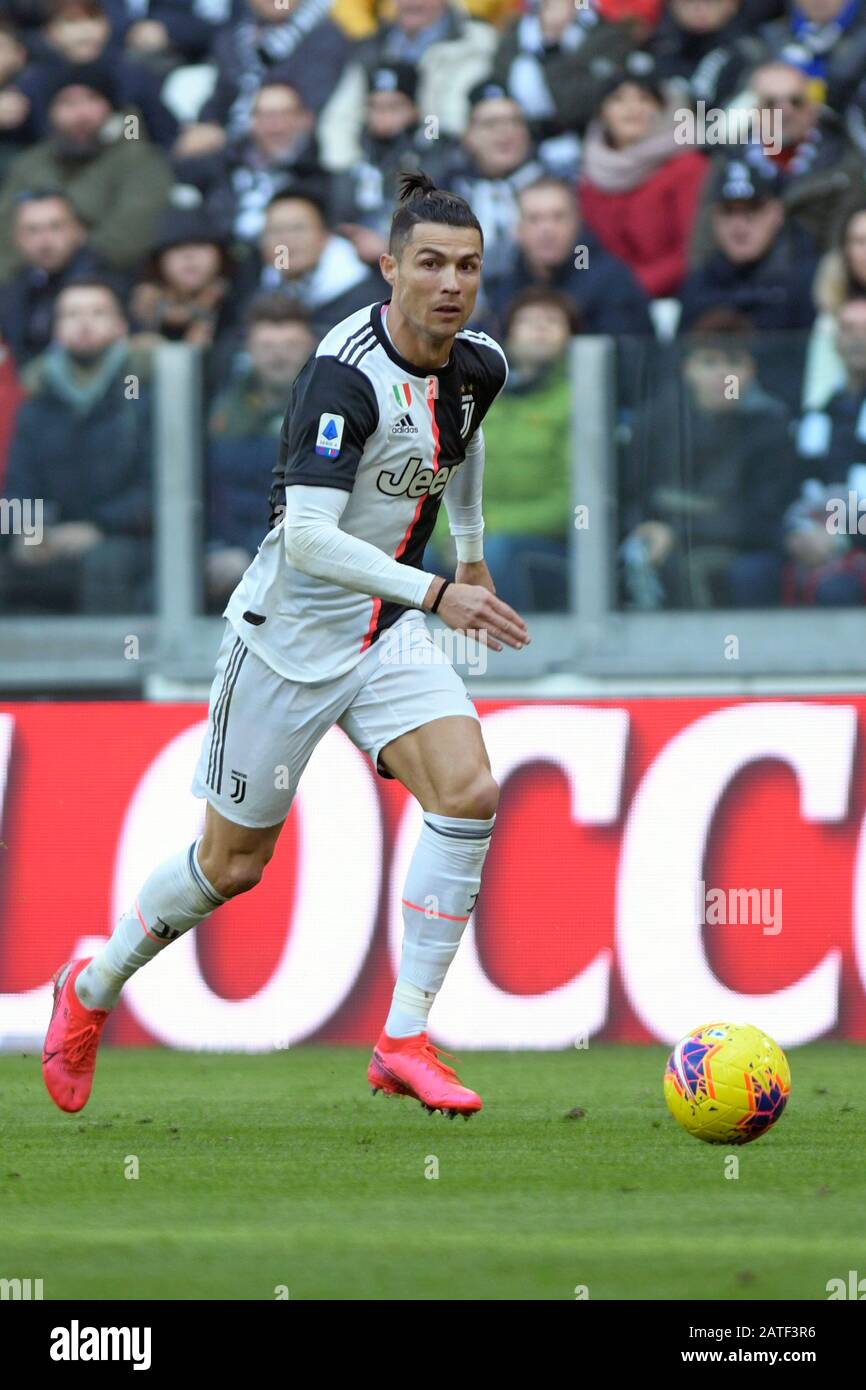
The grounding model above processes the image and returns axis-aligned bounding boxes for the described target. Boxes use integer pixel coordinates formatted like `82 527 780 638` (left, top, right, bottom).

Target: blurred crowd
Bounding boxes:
2 0 866 614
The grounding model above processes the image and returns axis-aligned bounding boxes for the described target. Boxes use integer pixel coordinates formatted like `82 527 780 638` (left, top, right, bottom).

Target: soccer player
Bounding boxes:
43 172 530 1118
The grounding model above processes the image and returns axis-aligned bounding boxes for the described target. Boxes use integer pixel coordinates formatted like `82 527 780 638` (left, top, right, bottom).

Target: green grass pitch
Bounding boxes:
2 1044 864 1300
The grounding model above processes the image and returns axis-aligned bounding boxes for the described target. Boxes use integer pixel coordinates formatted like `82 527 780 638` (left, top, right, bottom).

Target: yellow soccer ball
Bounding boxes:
663 1022 791 1145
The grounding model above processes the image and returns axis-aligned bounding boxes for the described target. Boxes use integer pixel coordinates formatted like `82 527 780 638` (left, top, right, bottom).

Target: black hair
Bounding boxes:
13 186 80 213
502 285 583 338
265 180 329 224
389 170 483 259
55 272 128 316
244 291 314 333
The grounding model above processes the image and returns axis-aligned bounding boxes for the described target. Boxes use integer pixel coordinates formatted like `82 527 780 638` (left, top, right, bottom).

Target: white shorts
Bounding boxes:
191 610 480 827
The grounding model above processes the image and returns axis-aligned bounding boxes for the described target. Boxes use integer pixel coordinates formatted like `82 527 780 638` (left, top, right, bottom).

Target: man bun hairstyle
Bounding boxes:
389 169 483 258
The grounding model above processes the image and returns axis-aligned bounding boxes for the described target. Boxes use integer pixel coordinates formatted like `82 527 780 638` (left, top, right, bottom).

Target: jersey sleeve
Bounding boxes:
279 354 380 492
461 331 509 436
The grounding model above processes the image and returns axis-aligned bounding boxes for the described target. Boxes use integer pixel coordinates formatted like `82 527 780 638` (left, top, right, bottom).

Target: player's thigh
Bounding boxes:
339 617 497 817
191 623 352 847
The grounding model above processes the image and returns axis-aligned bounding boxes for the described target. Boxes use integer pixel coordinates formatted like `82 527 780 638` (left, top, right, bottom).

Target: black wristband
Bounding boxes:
430 579 451 614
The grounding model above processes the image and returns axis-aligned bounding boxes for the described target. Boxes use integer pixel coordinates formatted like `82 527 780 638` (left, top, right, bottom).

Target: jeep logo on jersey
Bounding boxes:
377 456 456 498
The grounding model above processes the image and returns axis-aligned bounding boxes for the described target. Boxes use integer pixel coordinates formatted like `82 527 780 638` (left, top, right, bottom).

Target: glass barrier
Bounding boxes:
200 337 306 618
610 329 866 612
0 343 156 616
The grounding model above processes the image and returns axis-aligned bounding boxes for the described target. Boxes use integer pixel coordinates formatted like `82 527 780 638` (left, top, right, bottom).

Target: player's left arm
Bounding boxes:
445 341 509 596
444 426 495 594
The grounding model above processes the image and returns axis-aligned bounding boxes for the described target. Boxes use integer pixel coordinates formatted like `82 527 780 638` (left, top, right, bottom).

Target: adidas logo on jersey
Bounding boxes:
390 412 418 436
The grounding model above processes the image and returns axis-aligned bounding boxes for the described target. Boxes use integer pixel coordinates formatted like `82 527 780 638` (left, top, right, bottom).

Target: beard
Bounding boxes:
65 343 108 366
51 132 102 161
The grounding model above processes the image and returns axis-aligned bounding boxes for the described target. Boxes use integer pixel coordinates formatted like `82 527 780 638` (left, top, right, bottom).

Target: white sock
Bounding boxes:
385 812 495 1038
75 838 227 1010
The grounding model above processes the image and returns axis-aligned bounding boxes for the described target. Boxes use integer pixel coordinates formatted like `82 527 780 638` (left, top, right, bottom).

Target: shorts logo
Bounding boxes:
315 413 345 457
230 770 247 804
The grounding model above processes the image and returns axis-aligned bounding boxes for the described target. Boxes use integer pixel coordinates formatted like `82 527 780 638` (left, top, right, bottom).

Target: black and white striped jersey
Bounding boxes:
224 299 508 683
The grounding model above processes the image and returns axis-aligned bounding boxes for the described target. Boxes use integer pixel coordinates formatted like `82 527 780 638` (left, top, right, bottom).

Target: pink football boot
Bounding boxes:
42 959 110 1113
368 1030 482 1119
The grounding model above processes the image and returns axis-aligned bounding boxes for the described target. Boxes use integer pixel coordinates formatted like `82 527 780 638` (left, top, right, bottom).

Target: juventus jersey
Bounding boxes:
224 300 508 683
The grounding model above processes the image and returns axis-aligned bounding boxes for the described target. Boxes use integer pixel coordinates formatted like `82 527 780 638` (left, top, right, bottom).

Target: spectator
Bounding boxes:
491 0 656 140
805 201 866 406
128 200 241 392
174 77 323 245
443 82 558 282
330 61 459 266
692 61 866 259
235 185 386 339
579 73 710 297
644 0 751 97
102 0 236 68
695 1 866 124
681 159 820 407
0 333 24 492
620 308 799 608
680 159 819 330
177 0 351 160
0 18 35 178
317 0 497 172
483 174 653 337
330 0 522 28
205 292 315 609
0 62 173 279
790 296 866 603
0 276 153 613
430 285 578 611
758 0 866 122
17 0 179 148
0 187 112 364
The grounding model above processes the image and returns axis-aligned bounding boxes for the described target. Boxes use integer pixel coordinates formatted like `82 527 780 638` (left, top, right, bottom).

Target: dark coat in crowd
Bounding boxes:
18 55 179 149
621 376 799 554
483 233 653 337
642 5 751 91
173 130 325 244
797 384 866 551
329 125 459 237
691 117 866 260
100 0 236 63
0 245 113 366
490 11 643 138
200 2 351 133
232 238 386 342
206 367 286 555
2 342 152 536
679 221 820 332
